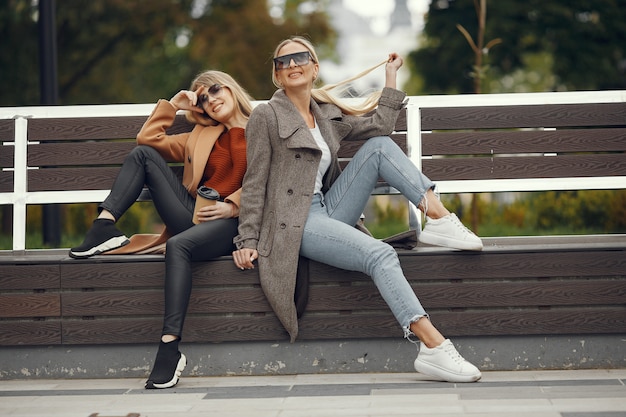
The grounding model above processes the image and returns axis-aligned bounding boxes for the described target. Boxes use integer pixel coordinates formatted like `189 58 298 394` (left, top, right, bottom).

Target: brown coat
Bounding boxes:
108 99 242 255
234 87 406 341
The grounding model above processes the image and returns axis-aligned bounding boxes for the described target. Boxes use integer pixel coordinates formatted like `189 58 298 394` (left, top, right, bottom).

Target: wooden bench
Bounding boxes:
0 91 625 374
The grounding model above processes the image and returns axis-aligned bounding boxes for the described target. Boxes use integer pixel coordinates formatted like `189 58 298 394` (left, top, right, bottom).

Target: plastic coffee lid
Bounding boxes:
197 186 220 199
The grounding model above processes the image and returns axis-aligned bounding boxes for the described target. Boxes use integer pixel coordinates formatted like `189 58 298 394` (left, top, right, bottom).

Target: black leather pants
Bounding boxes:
161 217 238 337
100 145 239 337
100 145 195 234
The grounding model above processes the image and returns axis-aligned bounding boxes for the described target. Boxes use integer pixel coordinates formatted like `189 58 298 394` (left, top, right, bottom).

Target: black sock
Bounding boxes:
147 339 182 384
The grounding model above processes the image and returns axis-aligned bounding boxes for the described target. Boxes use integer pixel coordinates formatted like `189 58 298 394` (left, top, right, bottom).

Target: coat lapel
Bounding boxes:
269 90 320 151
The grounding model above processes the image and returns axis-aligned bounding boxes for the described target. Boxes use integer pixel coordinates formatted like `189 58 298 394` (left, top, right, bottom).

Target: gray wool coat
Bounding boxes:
234 87 407 342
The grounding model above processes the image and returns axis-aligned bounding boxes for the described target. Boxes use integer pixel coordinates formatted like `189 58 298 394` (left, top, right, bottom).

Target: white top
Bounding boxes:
310 120 331 194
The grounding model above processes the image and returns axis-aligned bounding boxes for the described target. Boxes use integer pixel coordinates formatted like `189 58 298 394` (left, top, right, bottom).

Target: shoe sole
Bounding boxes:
145 353 187 389
418 232 483 251
69 236 130 259
414 358 482 383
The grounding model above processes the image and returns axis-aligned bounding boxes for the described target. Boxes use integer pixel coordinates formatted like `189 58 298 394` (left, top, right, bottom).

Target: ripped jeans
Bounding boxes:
299 136 436 339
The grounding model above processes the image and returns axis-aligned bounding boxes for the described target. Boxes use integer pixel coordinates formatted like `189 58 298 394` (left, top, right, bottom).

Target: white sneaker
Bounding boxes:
419 213 483 251
414 339 481 382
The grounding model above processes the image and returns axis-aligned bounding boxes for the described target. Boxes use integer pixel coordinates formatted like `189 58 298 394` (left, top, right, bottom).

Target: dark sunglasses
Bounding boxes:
273 51 313 70
198 84 223 106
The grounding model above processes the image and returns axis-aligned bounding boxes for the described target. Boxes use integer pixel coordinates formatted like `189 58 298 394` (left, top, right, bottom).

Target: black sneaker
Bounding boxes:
69 218 129 258
145 340 187 389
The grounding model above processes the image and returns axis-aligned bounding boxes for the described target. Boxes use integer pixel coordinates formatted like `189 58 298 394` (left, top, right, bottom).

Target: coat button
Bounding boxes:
295 154 301 159
280 223 286 229
287 189 293 195
188 156 191 162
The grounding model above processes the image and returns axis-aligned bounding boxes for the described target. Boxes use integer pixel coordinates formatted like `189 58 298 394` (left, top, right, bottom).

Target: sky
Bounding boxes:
315 0 432 92
343 0 431 35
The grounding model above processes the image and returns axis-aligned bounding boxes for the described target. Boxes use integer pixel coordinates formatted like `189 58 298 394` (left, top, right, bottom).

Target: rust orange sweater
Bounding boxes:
202 127 246 199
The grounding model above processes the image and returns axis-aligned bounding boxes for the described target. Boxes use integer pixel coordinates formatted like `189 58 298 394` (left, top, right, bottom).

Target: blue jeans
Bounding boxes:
300 136 436 336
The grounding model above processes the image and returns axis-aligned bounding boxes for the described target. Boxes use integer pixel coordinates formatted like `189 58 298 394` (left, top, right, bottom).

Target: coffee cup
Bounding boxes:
192 186 220 224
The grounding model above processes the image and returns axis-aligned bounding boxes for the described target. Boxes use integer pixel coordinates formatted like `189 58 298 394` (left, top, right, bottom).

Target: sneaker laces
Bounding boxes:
449 214 476 237
443 342 466 365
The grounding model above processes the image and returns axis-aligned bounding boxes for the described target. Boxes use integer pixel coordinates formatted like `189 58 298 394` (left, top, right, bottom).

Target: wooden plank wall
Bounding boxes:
420 102 626 181
1 100 625 347
0 119 15 193
25 115 193 192
1 235 625 346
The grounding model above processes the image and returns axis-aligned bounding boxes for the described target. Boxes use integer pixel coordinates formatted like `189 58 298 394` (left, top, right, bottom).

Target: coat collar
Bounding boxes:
268 89 349 150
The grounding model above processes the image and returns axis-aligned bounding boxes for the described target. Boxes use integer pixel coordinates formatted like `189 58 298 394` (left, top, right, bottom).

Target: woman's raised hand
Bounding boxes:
169 89 205 113
384 53 403 89
386 53 403 72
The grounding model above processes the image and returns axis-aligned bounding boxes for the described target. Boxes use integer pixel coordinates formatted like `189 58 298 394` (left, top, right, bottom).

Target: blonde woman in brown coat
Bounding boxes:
70 71 253 389
233 37 482 383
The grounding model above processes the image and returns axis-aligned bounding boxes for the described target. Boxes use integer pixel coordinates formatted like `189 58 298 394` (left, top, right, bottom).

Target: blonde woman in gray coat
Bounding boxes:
233 36 483 383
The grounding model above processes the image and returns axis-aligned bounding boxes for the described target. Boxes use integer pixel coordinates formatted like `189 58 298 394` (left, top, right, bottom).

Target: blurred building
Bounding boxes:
319 0 421 94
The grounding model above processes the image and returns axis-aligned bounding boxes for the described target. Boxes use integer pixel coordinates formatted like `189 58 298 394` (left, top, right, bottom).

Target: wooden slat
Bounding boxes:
61 306 625 343
182 316 289 343
421 153 626 181
61 287 271 316
61 261 165 288
306 280 626 311
0 119 14 140
28 141 136 166
310 249 626 283
0 320 61 346
415 281 626 309
0 294 60 318
0 172 13 192
27 115 193 141
60 257 256 288
28 167 122 191
27 166 183 191
422 128 626 156
298 308 626 339
407 249 626 281
0 144 14 168
61 315 288 344
421 103 626 130
0 264 60 290
433 309 626 336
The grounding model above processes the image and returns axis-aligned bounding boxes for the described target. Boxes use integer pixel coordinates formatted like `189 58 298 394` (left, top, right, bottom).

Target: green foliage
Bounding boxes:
406 0 626 94
0 0 336 249
364 197 409 239
356 190 626 242
1 0 336 105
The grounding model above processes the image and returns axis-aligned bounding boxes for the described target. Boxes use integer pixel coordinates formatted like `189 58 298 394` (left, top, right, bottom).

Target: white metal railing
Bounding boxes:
403 90 626 230
1 104 156 250
1 90 625 250
405 89 626 194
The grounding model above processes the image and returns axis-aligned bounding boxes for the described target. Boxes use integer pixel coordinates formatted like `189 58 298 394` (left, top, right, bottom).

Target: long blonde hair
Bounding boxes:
186 70 254 126
271 36 387 116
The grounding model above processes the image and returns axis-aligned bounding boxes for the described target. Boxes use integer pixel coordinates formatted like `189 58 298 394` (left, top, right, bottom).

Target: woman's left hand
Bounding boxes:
386 53 403 72
195 201 237 222
384 53 403 89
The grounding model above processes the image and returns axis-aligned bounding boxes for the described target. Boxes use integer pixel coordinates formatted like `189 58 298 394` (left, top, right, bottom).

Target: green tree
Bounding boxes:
0 0 335 248
407 0 626 94
0 0 335 105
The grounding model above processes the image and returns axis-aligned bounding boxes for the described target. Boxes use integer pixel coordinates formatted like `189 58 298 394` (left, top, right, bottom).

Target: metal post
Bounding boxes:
39 0 61 247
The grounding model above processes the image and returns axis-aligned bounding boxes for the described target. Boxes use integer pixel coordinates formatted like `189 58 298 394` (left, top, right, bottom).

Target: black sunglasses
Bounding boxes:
273 51 313 70
198 84 223 106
